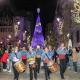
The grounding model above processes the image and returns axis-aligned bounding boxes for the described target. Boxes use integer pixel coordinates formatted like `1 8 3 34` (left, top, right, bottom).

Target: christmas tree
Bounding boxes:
31 8 44 48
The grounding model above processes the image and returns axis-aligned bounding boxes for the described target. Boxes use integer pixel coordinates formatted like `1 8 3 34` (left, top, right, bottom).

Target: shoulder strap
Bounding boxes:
14 53 18 59
45 53 50 60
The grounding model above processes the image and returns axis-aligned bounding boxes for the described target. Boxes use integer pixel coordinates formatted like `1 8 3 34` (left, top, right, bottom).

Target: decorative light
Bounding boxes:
25 31 27 33
71 0 80 23
18 40 21 44
8 35 11 39
7 39 9 41
37 8 40 14
17 21 20 25
57 18 60 22
67 33 70 38
0 41 2 44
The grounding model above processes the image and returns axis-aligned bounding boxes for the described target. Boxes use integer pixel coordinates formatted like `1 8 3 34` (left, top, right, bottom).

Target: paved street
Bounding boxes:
0 67 80 80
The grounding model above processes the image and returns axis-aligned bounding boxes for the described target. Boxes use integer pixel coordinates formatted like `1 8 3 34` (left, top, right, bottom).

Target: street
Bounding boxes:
0 66 80 80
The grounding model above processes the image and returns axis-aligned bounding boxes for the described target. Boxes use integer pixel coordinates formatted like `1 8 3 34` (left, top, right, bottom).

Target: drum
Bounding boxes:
36 55 41 58
28 58 35 62
47 61 58 72
28 58 36 69
14 61 26 73
30 63 36 69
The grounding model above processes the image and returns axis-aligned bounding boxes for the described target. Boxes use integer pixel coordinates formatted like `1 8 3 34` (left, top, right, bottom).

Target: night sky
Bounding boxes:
10 0 58 25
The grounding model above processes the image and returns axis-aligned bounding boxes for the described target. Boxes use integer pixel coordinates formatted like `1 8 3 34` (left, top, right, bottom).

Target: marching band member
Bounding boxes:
21 47 27 65
42 46 53 80
36 45 43 74
9 47 21 80
57 43 68 80
48 45 54 60
27 46 37 80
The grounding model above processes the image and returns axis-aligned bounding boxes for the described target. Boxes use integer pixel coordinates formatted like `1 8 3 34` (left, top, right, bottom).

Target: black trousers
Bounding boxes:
12 62 19 80
44 63 51 80
73 62 77 72
29 64 37 80
3 62 7 69
36 58 41 73
60 59 67 79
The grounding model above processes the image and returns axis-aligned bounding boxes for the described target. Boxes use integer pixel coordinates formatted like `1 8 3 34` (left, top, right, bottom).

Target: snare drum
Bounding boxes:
14 61 26 73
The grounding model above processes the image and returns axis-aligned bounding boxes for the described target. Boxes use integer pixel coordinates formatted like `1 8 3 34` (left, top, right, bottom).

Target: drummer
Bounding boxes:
35 45 43 74
57 43 68 80
41 46 53 80
27 46 37 80
48 45 54 60
21 46 28 65
9 47 21 80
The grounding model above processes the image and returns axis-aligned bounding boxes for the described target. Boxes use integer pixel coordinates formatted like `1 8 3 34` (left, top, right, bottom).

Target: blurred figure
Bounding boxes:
27 46 37 80
36 45 43 74
72 48 78 72
9 47 21 80
42 46 53 80
21 47 27 65
0 48 3 71
57 43 68 80
0 48 2 60
1 50 9 72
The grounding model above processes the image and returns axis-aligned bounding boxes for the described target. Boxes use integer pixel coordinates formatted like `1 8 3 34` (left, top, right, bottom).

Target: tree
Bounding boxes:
31 11 44 48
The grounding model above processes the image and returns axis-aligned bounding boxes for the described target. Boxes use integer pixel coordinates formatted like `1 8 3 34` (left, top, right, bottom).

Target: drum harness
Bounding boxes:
45 53 51 61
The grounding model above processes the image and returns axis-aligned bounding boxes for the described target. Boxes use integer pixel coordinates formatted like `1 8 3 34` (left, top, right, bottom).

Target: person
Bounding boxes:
27 46 37 80
72 48 78 72
9 47 21 80
48 45 54 60
0 48 2 61
57 43 68 80
42 46 53 80
1 50 9 72
36 45 43 74
21 47 27 65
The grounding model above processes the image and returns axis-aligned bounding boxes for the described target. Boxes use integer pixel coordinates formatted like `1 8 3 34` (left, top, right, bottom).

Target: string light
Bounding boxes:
71 0 80 23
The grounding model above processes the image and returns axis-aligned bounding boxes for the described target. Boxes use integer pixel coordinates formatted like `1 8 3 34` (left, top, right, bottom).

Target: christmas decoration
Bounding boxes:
31 8 44 48
71 0 80 23
19 17 24 47
53 17 64 46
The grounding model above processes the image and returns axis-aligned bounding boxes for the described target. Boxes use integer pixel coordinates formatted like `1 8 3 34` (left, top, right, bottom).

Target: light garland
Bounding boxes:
71 0 80 23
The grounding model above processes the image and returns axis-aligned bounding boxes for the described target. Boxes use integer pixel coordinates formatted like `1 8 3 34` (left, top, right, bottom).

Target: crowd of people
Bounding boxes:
0 43 80 80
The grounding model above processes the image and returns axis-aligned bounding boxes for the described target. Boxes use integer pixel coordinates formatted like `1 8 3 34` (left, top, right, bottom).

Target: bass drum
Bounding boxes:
47 61 58 72
14 61 26 73
49 63 59 72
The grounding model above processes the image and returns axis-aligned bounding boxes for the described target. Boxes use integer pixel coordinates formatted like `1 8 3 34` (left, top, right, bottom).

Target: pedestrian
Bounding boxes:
72 48 78 72
1 50 9 72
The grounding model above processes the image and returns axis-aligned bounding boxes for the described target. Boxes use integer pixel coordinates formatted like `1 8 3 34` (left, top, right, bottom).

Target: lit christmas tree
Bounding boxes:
31 8 44 48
